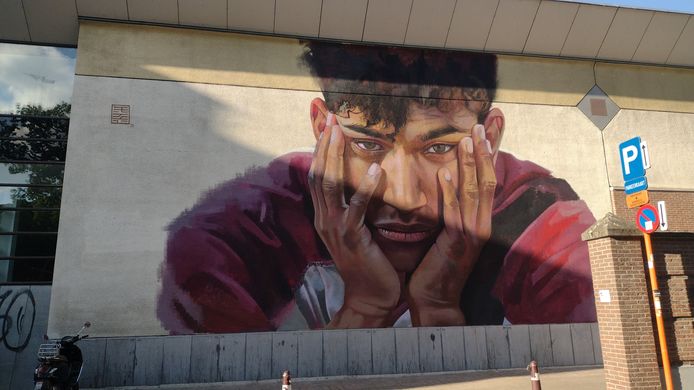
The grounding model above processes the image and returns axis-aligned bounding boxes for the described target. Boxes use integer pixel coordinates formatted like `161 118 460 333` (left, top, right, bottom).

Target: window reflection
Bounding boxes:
0 43 75 115
0 42 72 282
0 163 64 185
0 187 62 209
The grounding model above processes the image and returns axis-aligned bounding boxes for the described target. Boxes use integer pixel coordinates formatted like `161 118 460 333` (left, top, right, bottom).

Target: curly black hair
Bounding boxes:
301 40 498 129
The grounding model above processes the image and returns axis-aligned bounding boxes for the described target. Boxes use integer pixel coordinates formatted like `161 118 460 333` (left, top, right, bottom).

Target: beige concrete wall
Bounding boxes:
498 103 611 217
77 21 694 113
603 110 694 190
49 77 320 336
76 21 319 91
596 63 694 113
48 21 694 337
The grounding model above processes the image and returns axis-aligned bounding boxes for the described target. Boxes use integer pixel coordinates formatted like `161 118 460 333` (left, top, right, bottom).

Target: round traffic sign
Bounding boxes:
636 204 659 234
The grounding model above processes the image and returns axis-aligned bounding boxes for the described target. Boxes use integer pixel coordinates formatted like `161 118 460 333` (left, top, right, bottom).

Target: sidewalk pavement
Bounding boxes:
91 366 605 390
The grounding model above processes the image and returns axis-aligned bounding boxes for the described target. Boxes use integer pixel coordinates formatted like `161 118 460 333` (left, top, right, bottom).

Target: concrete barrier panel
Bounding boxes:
441 326 465 371
79 338 107 388
486 326 511 369
419 327 443 372
9 286 51 390
272 332 298 379
508 325 531 368
464 326 488 370
591 323 603 364
134 337 164 386
550 324 574 366
571 323 596 365
297 331 322 378
219 333 246 381
348 329 373 375
529 324 553 367
245 333 272 380
161 335 191 384
372 328 396 374
395 328 420 374
103 338 135 387
322 330 348 376
190 334 220 383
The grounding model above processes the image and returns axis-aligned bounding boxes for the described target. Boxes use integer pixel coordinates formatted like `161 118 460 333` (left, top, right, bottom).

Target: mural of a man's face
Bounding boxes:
311 97 504 274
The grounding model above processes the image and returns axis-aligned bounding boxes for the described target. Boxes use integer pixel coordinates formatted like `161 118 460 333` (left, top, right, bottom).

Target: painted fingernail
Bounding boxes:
475 124 486 140
367 163 379 176
443 168 452 182
494 117 503 130
485 140 493 154
463 137 473 153
326 112 334 126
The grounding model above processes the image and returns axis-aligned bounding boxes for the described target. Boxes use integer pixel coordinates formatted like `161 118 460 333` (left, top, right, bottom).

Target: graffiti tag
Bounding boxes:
0 288 36 352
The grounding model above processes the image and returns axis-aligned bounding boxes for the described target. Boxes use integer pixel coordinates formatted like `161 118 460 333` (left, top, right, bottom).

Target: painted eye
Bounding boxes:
425 144 454 154
355 141 383 151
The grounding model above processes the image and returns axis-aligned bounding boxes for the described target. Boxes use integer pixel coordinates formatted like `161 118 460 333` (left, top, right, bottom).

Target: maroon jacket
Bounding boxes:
157 151 597 333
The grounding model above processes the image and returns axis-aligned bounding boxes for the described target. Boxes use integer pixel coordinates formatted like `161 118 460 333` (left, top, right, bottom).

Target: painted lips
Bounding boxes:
374 224 436 243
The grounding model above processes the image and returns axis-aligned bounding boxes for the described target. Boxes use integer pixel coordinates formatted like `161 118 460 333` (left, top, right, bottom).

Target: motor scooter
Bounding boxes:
34 322 91 390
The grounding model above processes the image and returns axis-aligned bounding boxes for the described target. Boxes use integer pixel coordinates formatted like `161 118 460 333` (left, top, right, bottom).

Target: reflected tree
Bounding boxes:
0 102 69 280
1 102 69 223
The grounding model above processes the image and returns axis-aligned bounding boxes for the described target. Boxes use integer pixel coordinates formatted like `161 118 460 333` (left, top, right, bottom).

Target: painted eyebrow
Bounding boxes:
420 126 462 142
343 125 395 141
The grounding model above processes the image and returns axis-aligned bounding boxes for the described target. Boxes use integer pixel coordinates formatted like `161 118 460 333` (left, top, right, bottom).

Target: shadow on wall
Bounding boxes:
651 233 694 366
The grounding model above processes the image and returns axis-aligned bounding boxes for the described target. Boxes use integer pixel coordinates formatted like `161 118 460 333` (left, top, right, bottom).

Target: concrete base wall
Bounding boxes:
672 366 694 389
0 285 52 390
78 323 602 388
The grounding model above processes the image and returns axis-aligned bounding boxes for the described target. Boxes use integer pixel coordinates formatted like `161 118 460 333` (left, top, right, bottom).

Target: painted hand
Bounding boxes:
407 124 497 326
308 113 401 328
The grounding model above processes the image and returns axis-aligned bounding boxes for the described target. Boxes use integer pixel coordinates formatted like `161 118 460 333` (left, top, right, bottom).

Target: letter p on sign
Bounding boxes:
619 137 646 182
621 145 638 175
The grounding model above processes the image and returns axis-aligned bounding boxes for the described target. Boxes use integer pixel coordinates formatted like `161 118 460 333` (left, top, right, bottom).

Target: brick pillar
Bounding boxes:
582 213 661 390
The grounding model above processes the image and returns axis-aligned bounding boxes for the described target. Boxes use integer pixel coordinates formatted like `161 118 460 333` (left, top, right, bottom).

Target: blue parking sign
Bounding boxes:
619 137 645 182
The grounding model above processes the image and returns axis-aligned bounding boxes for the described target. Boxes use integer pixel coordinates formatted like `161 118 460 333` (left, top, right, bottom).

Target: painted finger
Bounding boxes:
322 122 346 212
473 125 497 241
438 167 463 235
458 136 478 235
309 113 334 214
346 163 382 228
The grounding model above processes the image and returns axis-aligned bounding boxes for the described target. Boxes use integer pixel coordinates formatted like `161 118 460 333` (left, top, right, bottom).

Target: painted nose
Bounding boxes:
380 150 427 212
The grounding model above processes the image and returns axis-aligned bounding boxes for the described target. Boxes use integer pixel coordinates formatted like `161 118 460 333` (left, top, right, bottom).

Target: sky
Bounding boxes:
561 0 694 13
0 43 76 114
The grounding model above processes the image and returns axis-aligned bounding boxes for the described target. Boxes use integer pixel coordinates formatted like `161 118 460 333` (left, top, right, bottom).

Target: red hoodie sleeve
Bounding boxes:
157 153 326 334
493 199 597 324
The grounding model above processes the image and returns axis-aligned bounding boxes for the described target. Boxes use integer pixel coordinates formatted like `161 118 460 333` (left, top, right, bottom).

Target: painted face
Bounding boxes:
335 102 478 274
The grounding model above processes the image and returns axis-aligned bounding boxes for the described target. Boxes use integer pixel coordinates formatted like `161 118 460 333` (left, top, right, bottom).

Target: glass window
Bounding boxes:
0 43 76 115
0 42 73 283
0 186 62 209
0 163 64 186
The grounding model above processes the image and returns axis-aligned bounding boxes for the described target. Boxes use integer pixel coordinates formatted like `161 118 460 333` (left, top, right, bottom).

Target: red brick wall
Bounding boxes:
588 237 661 389
652 233 694 365
612 189 694 233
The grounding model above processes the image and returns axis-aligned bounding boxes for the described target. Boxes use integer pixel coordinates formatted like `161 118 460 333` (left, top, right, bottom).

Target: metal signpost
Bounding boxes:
619 137 673 390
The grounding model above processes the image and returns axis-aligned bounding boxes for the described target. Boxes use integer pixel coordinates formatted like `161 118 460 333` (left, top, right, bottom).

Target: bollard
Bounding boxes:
282 370 291 390
527 361 542 390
